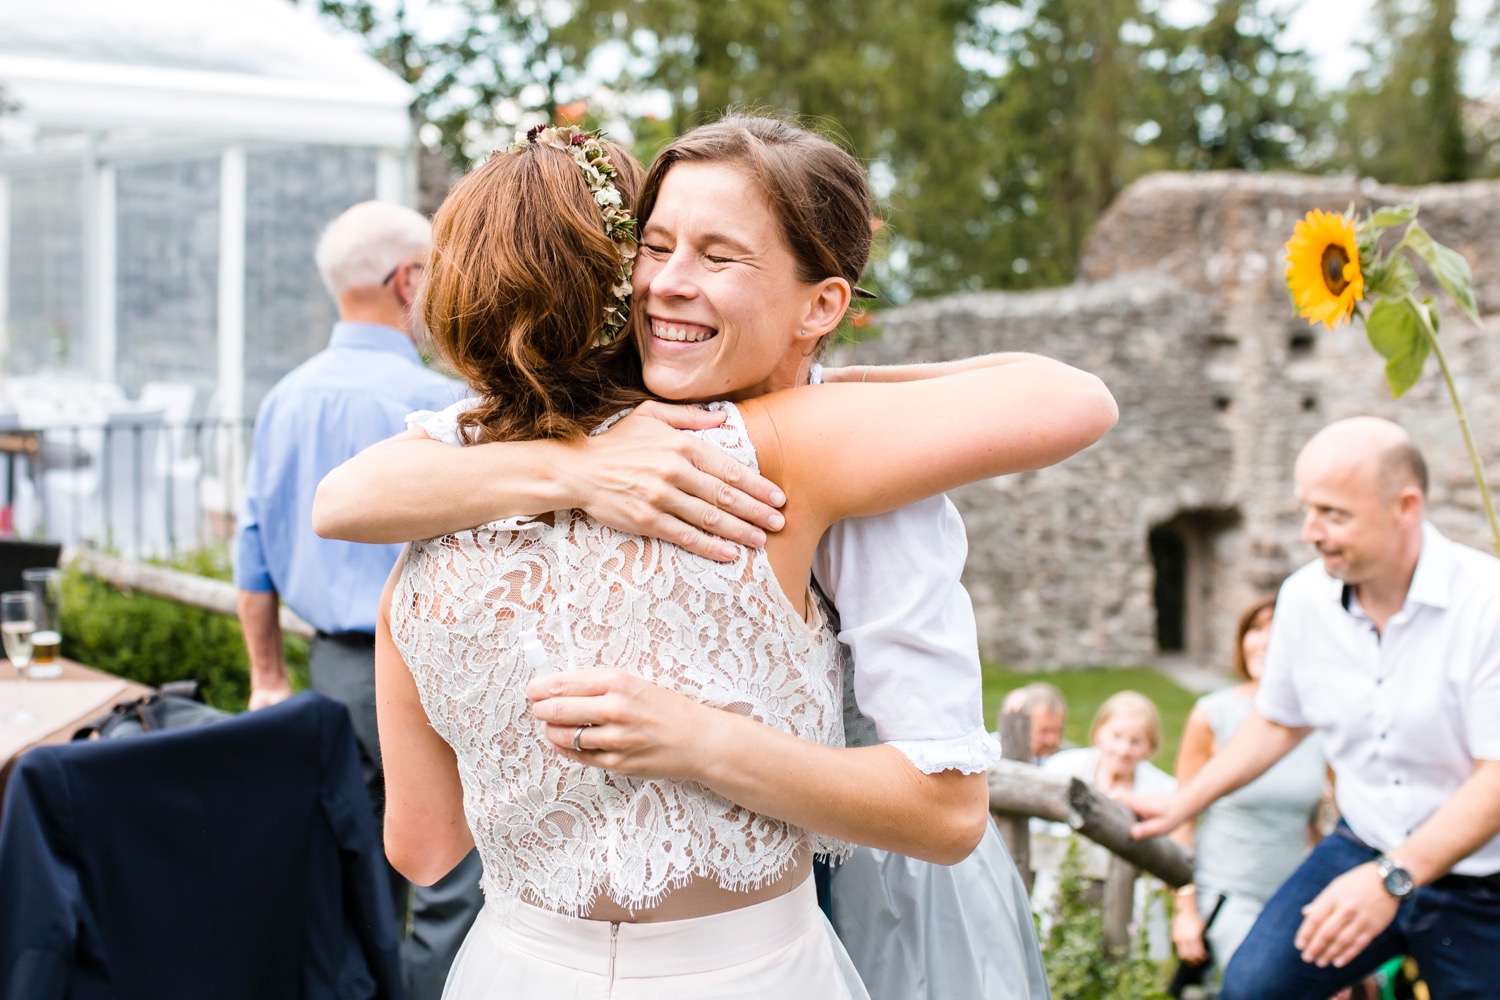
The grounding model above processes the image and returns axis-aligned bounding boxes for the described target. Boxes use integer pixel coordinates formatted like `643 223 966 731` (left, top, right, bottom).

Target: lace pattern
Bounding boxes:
390 402 850 916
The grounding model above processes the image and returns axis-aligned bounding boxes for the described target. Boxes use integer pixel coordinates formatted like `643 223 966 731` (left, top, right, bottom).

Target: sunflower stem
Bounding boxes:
1405 294 1500 557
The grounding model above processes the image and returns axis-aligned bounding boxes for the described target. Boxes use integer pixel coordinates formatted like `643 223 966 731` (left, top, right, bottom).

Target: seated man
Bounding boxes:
1001 682 1068 763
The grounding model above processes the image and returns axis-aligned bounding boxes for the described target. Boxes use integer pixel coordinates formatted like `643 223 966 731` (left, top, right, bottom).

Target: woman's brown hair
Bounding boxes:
1232 595 1277 682
423 137 650 444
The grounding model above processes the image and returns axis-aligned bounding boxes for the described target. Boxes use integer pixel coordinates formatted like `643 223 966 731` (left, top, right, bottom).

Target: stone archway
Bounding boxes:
1149 507 1244 662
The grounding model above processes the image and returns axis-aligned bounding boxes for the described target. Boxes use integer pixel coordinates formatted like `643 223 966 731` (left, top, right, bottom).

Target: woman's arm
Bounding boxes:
819 350 1035 384
1170 705 1216 965
525 668 989 864
1174 707 1216 787
374 565 474 885
747 355 1118 530
313 402 787 560
524 356 1113 862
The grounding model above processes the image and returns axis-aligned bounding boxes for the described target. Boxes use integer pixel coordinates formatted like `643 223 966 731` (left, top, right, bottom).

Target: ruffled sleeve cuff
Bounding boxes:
405 397 478 446
886 728 1002 775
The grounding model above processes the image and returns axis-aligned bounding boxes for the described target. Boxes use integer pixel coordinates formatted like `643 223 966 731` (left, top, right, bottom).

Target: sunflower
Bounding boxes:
1285 209 1364 329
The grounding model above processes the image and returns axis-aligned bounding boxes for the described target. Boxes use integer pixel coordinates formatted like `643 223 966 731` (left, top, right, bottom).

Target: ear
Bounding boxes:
1395 486 1424 521
393 262 419 307
796 277 853 342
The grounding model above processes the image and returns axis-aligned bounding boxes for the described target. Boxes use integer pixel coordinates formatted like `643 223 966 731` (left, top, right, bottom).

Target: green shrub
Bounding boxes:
1043 838 1171 1000
59 548 308 711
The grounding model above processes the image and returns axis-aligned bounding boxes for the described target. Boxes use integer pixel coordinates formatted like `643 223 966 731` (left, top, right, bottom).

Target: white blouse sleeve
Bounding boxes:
813 495 1001 775
405 396 480 446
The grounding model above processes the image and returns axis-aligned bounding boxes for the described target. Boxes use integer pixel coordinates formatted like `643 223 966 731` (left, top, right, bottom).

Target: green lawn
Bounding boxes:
981 664 1202 773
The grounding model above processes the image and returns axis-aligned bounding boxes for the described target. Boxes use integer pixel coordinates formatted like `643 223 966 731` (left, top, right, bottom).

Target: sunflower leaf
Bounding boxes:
1433 244 1480 325
1399 223 1482 327
1365 299 1430 399
1371 203 1419 229
1365 255 1419 301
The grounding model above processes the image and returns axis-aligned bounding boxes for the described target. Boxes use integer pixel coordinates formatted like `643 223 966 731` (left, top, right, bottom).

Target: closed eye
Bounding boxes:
642 244 671 256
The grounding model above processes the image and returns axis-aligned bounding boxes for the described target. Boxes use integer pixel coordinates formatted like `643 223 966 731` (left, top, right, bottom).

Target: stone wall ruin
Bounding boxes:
835 172 1500 672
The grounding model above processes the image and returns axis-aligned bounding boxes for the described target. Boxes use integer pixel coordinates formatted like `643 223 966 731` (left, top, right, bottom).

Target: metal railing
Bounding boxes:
0 417 255 559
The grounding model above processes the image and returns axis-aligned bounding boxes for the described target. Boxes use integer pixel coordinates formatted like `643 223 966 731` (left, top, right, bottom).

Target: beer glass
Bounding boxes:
22 567 62 678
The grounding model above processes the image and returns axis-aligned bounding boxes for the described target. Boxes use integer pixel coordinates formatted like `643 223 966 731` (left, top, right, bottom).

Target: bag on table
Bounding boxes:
72 680 232 740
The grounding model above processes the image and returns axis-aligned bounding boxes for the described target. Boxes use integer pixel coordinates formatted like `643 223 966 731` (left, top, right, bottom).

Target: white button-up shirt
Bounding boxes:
814 494 1001 774
1258 522 1500 876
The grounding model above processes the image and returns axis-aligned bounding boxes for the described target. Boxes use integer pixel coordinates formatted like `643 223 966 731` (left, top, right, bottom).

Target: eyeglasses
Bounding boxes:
381 261 424 286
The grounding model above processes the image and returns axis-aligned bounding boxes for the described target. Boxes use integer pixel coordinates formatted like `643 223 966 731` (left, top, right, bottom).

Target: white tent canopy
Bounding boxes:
0 0 417 422
0 0 414 149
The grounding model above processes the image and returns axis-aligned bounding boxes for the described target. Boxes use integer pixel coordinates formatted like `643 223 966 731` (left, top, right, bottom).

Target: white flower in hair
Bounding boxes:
508 123 637 344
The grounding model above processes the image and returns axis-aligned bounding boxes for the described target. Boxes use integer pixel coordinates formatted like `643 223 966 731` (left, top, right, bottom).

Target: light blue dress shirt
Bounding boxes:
234 322 461 634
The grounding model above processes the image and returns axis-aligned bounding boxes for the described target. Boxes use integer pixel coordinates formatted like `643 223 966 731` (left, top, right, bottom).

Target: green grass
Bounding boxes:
981 664 1201 772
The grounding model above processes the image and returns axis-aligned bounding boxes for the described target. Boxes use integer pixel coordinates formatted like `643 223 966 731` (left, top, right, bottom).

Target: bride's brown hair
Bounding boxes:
423 138 651 444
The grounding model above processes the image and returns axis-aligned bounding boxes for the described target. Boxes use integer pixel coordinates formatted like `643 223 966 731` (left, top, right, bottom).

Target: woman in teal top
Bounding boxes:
1171 596 1328 982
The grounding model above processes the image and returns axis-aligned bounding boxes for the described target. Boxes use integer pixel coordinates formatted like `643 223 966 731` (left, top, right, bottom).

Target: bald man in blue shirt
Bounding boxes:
234 200 476 1000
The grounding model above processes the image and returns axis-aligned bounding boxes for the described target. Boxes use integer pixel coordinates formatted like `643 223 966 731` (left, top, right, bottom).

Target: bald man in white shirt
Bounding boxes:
1129 417 1500 999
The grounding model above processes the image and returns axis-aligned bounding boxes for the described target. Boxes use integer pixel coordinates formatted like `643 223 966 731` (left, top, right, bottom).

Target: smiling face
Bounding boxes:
1094 709 1155 784
632 161 831 403
1240 606 1273 681
1295 444 1407 586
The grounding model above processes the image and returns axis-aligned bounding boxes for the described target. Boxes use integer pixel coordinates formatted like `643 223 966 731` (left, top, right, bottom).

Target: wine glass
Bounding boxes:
2 591 38 725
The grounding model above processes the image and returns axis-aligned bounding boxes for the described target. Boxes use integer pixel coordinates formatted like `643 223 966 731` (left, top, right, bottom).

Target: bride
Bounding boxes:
373 119 1115 996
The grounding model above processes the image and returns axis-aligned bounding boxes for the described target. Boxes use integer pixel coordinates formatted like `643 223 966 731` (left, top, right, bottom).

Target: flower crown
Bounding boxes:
509 124 637 343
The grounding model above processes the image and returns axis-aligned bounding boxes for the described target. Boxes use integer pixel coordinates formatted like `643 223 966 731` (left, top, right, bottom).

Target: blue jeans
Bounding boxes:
1221 822 1500 1000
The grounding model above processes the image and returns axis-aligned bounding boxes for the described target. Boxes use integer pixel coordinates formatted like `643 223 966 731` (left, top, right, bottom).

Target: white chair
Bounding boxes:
137 382 202 552
98 406 169 558
39 407 168 558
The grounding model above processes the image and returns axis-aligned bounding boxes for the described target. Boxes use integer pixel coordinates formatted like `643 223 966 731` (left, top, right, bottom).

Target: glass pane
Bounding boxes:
114 157 221 399
5 169 84 376
243 145 378 413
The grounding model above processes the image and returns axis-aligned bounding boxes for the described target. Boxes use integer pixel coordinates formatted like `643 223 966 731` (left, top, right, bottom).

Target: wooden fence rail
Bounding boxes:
69 550 315 639
988 758 1194 886
989 715 1194 955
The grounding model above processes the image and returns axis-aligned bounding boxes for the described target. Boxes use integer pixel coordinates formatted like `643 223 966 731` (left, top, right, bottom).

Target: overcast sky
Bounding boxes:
1165 0 1497 89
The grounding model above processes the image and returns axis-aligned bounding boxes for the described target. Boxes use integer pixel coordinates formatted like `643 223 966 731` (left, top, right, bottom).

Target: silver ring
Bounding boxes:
572 724 589 752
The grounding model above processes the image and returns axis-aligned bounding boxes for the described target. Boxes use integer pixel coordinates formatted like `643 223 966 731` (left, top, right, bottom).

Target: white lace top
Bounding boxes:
412 389 1001 777
389 402 850 916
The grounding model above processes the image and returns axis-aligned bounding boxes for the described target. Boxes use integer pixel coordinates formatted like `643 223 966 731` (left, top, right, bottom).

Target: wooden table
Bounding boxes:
0 658 151 806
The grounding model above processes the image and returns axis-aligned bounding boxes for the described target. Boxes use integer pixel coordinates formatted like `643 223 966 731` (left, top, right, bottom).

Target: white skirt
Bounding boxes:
442 876 870 1000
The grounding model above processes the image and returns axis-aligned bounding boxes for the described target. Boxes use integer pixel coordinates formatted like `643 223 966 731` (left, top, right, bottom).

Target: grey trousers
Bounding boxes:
310 632 485 1000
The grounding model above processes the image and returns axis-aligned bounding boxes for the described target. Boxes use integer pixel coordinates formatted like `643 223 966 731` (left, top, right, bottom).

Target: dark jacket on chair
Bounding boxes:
0 691 404 999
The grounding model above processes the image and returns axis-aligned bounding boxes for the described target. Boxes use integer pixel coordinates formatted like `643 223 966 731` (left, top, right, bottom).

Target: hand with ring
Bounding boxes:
527 668 723 781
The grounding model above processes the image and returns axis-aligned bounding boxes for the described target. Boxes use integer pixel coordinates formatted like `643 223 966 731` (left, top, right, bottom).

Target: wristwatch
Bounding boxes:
1375 855 1415 901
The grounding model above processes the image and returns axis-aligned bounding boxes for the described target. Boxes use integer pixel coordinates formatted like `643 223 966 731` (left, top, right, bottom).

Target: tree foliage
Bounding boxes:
308 1 603 168
1342 0 1471 184
296 0 1498 298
